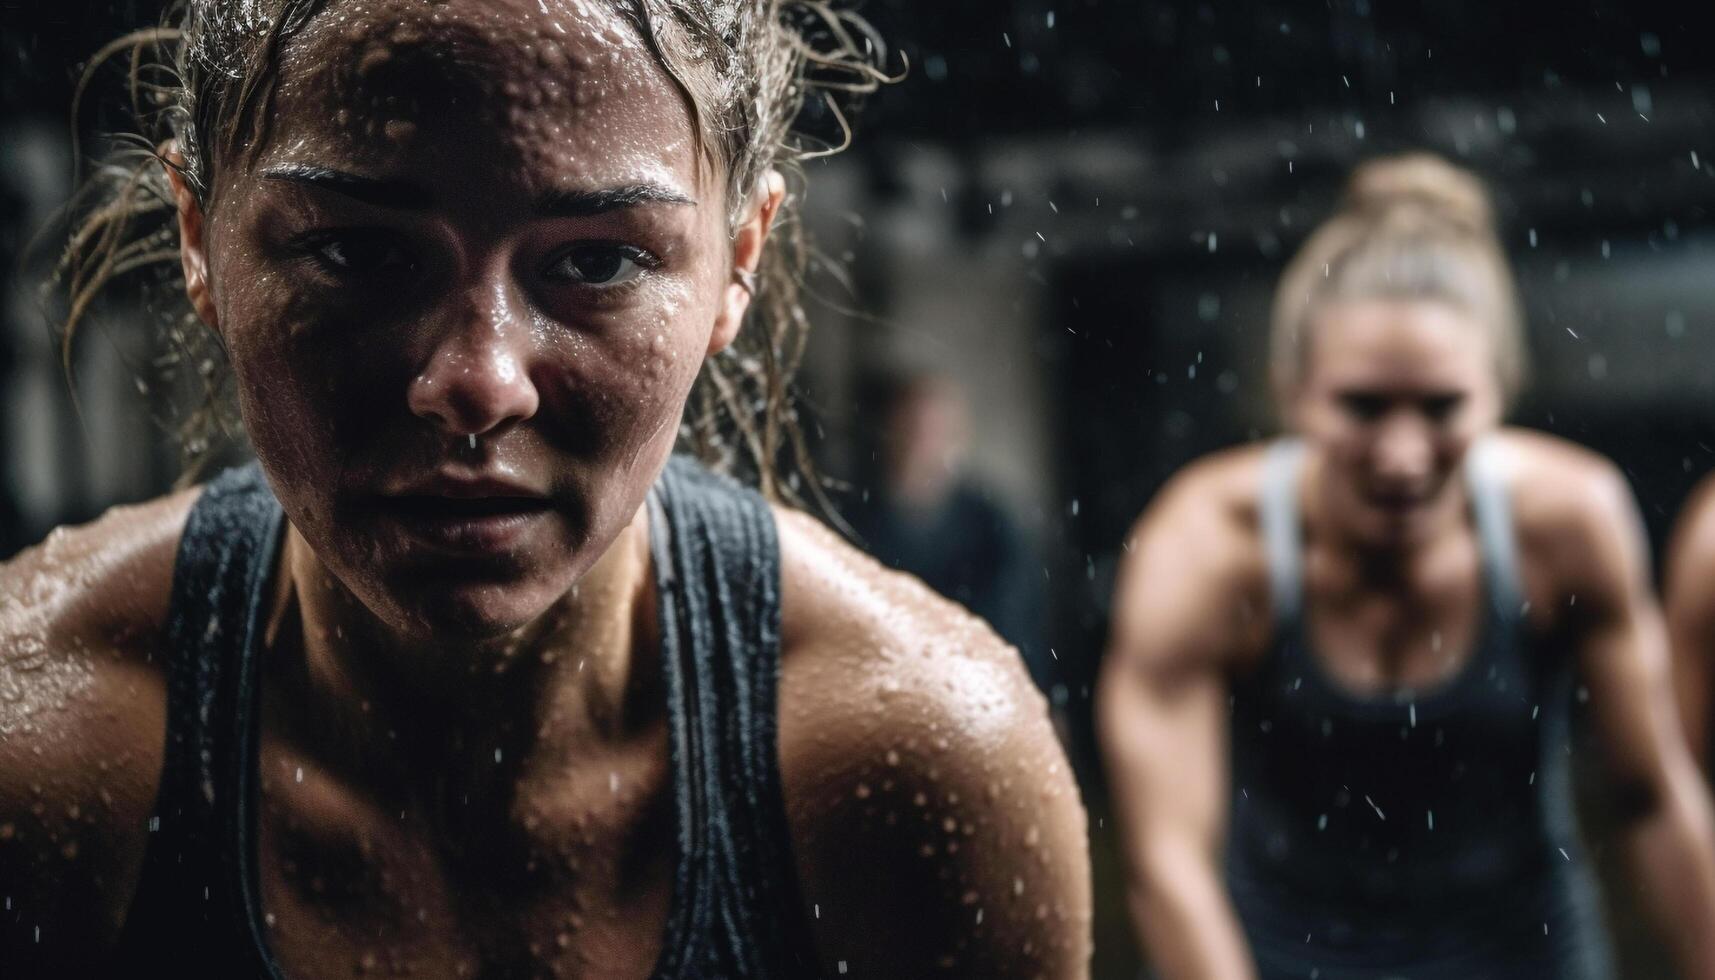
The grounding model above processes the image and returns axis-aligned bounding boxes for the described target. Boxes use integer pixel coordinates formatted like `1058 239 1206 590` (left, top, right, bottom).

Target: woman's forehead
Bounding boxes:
249 0 700 201
1311 300 1492 380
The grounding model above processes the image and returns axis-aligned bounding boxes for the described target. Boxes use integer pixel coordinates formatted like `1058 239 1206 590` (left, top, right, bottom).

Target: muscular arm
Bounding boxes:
0 496 188 975
774 510 1092 978
1095 471 1260 980
1664 476 1715 771
1551 465 1715 979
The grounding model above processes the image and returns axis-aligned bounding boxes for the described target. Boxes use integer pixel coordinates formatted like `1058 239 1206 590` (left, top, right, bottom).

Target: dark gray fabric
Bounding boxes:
1227 438 1612 980
114 462 286 978
114 456 817 978
649 456 821 979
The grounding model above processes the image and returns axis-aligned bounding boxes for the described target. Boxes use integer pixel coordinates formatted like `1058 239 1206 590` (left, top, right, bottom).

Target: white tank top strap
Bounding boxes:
1259 438 1308 628
1464 436 1527 631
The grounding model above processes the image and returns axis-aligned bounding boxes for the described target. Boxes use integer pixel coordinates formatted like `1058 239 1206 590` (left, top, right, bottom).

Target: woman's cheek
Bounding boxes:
224 285 383 489
550 286 707 439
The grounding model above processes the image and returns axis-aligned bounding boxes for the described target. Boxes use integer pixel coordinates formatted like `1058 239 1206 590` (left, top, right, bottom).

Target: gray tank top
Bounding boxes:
1226 438 1612 980
114 456 821 977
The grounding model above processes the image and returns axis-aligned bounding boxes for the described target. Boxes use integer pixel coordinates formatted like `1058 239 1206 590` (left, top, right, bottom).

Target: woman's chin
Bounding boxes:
381 577 569 643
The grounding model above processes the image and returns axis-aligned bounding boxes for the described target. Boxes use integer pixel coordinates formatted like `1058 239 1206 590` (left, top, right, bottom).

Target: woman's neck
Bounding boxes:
1300 452 1471 582
267 507 657 763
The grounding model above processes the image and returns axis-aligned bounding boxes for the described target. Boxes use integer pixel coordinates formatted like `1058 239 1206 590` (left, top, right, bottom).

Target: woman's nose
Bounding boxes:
1372 419 1433 482
406 279 540 438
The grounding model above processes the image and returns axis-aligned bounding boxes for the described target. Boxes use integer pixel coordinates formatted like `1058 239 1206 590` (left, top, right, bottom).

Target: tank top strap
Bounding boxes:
117 461 286 977
1258 438 1308 629
1464 437 1526 637
647 455 819 979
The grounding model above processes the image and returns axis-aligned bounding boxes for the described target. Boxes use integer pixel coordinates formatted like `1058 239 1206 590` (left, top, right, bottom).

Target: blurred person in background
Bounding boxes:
1097 153 1715 980
0 1 1092 976
1664 476 1715 771
848 373 1054 695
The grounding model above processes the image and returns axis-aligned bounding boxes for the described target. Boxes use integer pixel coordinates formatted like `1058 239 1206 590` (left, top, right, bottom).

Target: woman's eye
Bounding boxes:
544 245 651 288
1422 395 1465 422
305 232 416 278
1339 393 1389 422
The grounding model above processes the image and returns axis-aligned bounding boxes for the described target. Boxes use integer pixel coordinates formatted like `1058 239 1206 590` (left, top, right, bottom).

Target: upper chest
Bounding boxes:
1269 527 1572 698
1291 533 1509 692
251 718 676 980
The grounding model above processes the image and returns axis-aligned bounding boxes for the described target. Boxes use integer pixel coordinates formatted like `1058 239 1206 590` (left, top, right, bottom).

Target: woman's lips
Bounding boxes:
375 494 554 553
1366 492 1430 517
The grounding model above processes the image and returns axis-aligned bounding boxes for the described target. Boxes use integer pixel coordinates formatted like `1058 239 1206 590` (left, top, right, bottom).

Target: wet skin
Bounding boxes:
0 1 1092 976
1099 299 1715 979
1664 474 1715 772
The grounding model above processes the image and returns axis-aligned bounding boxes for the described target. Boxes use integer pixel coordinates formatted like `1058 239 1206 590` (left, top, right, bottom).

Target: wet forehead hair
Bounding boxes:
174 0 872 225
57 0 889 502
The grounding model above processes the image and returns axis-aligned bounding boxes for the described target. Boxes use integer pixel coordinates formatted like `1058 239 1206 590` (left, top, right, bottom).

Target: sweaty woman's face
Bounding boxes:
1291 299 1503 547
183 0 753 638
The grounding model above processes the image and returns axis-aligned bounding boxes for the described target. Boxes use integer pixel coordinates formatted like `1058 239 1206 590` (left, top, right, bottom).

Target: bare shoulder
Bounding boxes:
2 489 197 650
1122 442 1273 556
1490 429 1647 607
771 507 1091 978
1110 443 1275 673
1493 428 1636 534
1667 470 1715 598
1490 430 1640 554
0 488 198 964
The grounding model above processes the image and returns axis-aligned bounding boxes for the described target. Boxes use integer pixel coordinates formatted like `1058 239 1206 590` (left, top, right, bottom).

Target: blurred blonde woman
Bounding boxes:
1099 154 1715 979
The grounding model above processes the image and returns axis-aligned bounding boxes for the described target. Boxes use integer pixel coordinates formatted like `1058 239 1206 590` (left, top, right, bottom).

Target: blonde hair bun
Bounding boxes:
1268 151 1526 408
1343 153 1496 236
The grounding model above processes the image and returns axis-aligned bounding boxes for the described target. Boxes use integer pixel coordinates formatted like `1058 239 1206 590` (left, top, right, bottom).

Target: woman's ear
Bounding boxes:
163 147 219 334
709 169 786 356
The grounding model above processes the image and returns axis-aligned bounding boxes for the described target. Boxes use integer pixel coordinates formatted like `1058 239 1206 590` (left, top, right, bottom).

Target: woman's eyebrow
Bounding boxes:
260 165 433 209
258 164 696 216
535 184 698 216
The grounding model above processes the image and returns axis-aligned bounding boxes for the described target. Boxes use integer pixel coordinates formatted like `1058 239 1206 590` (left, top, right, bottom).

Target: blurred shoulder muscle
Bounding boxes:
1110 445 1275 679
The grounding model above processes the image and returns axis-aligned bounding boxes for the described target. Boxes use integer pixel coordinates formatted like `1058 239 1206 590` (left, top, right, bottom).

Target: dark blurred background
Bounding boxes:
6 1 1715 975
